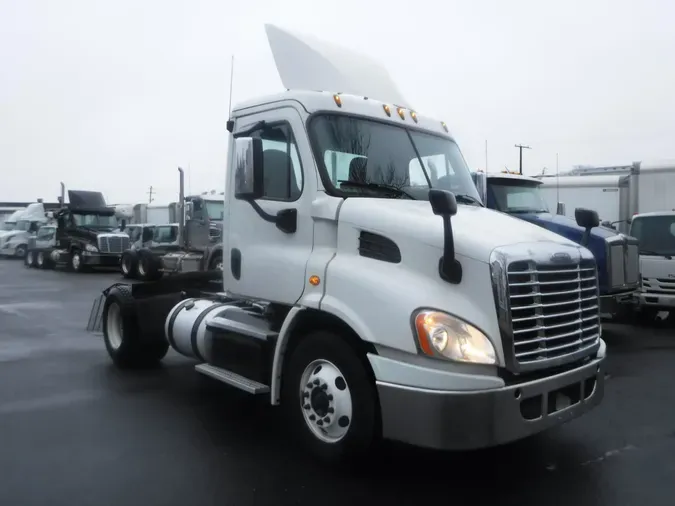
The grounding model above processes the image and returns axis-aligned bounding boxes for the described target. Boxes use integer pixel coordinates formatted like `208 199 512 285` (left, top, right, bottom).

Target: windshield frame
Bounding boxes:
306 110 478 201
629 215 675 256
488 179 550 214
70 211 118 229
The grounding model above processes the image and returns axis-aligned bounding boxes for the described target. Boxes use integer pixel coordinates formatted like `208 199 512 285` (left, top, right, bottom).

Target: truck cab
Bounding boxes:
473 172 640 317
629 211 675 319
51 189 131 272
0 203 48 259
89 24 606 462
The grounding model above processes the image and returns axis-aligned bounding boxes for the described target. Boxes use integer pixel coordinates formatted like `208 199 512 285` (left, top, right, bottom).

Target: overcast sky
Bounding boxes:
1 0 673 204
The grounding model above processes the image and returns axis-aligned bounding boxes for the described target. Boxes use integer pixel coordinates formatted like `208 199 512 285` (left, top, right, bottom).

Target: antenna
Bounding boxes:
485 139 488 173
556 153 560 207
228 55 235 118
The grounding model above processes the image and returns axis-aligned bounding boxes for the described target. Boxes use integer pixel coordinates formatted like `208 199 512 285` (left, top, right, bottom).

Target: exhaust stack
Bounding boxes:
59 182 66 206
178 167 185 248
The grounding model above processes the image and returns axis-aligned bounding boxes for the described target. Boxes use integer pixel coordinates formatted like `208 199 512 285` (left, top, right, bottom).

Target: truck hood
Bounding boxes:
338 199 580 263
640 255 675 279
514 212 617 240
0 230 22 241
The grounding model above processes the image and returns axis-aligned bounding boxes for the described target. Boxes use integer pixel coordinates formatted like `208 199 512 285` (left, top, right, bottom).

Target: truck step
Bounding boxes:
195 364 270 394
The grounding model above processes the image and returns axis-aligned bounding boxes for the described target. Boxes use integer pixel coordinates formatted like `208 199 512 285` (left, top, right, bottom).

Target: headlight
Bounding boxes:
85 244 98 252
413 310 497 365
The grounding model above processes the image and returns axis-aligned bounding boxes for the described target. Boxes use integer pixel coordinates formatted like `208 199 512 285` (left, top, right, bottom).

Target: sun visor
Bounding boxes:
68 190 107 209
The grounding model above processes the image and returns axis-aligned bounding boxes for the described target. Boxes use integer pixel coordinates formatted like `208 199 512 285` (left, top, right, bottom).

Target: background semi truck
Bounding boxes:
87 24 606 462
472 171 640 319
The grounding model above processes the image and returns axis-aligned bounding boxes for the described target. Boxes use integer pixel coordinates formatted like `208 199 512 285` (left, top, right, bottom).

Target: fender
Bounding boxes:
204 243 223 269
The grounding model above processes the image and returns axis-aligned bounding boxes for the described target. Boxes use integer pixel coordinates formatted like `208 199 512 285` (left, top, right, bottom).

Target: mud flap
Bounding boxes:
87 293 106 333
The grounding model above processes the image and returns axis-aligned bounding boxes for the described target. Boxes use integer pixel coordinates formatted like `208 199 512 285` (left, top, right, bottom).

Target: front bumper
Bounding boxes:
634 291 675 309
375 353 605 451
81 251 122 267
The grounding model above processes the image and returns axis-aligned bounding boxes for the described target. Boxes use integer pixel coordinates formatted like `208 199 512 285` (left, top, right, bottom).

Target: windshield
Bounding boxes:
489 181 549 213
309 114 480 201
630 215 675 256
205 200 224 220
72 213 118 229
15 220 31 231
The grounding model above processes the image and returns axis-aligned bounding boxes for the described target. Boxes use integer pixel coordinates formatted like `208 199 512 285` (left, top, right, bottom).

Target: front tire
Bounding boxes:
36 251 47 269
15 245 27 259
102 285 169 368
208 253 223 271
281 331 380 463
70 250 86 273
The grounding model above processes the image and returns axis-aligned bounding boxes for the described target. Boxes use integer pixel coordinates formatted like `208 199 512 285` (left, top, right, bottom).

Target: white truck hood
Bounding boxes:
640 255 675 279
0 230 21 241
338 199 580 263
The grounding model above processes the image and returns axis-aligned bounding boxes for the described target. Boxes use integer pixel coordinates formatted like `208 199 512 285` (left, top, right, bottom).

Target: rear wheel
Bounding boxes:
102 285 169 368
36 252 46 269
121 253 136 278
281 331 380 463
24 250 34 267
209 252 223 271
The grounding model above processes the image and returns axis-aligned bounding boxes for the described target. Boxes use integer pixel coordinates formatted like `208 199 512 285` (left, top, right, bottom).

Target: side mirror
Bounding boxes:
556 202 566 215
428 189 461 284
46 211 54 219
575 208 600 229
429 189 458 217
575 207 600 246
234 137 264 200
184 201 194 220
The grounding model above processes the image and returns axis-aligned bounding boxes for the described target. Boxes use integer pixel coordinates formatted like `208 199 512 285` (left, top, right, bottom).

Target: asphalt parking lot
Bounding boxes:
0 259 674 506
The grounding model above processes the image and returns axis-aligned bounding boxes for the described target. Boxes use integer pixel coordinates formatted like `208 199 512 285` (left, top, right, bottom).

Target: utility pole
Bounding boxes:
515 144 532 175
147 186 155 203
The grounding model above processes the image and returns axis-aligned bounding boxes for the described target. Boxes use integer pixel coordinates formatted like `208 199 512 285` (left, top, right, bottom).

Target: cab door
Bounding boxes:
225 105 315 304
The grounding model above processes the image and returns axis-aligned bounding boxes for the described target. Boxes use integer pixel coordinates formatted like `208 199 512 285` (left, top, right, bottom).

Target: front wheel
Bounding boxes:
208 253 223 272
15 245 27 259
281 331 380 463
102 285 169 368
70 250 86 273
120 252 136 279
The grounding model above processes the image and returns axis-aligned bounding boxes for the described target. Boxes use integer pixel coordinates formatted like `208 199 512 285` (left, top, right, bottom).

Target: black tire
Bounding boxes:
137 250 162 281
69 249 86 273
102 285 169 369
15 245 27 259
281 330 380 463
24 250 35 268
36 251 47 269
120 252 137 279
208 252 223 271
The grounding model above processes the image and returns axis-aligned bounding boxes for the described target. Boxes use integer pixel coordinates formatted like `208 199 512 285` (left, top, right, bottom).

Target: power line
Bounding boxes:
515 144 532 175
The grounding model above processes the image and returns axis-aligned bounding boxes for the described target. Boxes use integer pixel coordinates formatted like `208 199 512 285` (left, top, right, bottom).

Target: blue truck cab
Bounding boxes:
472 172 640 317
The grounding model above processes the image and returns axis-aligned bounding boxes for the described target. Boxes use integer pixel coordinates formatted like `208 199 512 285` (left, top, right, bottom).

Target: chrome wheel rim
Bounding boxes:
299 359 353 444
106 303 123 350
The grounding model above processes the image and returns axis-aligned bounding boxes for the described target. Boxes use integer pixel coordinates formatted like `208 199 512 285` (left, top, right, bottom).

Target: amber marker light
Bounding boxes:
309 275 321 286
383 104 391 116
333 94 342 107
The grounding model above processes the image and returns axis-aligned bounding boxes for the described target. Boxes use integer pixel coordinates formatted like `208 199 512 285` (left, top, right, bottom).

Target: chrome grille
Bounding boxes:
643 277 675 295
507 258 600 366
606 235 640 290
97 235 130 254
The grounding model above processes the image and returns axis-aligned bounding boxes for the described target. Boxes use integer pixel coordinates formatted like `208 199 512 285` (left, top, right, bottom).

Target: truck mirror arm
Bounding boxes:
429 189 462 284
247 200 297 234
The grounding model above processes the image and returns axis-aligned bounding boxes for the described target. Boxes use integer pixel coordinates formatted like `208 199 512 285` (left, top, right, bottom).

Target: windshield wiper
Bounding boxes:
454 194 484 207
338 181 415 199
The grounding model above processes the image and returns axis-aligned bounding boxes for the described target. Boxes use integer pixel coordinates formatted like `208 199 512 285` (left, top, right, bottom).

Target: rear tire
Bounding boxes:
24 250 35 268
281 330 380 463
121 252 136 279
36 251 47 269
137 251 162 281
102 285 169 369
208 252 223 271
70 249 86 273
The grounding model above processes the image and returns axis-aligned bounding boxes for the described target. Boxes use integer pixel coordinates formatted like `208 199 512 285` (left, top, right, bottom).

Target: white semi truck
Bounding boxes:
87 25 606 461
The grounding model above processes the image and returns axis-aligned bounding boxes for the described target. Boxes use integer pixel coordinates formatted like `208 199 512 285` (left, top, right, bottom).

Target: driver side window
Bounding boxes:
250 123 304 201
